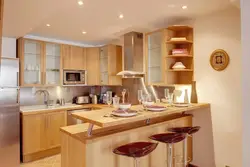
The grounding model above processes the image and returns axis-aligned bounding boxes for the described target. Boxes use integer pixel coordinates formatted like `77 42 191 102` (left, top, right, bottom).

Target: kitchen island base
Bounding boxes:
61 115 192 167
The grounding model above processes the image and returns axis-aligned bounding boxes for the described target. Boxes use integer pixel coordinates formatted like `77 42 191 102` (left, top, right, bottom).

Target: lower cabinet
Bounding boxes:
22 110 66 162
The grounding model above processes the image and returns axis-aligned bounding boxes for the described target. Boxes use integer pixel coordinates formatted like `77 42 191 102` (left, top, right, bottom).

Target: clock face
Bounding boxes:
210 49 229 71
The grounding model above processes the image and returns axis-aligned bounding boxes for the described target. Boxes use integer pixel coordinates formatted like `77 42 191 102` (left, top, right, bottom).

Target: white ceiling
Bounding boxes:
3 0 236 45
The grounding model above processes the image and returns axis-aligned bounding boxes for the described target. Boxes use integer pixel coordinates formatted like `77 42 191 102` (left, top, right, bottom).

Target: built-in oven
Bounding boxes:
63 69 87 85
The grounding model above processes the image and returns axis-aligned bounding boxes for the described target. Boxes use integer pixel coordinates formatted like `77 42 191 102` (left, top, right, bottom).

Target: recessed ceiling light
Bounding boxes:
46 24 51 27
182 5 187 9
119 14 124 19
82 31 87 34
78 1 84 5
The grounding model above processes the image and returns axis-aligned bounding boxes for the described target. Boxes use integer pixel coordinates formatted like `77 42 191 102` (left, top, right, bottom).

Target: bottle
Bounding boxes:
184 89 189 103
191 81 198 103
92 95 97 104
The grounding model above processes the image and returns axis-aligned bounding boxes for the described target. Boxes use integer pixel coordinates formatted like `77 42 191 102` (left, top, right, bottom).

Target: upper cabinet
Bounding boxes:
45 43 61 85
99 45 122 86
18 38 62 87
62 45 86 70
18 38 44 86
145 30 166 85
86 47 100 85
145 26 194 86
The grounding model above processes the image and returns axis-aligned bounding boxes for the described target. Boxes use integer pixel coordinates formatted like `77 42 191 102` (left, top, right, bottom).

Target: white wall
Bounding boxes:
180 7 242 167
2 37 16 58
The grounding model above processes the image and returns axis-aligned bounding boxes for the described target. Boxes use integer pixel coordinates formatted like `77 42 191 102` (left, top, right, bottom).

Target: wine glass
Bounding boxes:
106 91 113 107
138 90 143 105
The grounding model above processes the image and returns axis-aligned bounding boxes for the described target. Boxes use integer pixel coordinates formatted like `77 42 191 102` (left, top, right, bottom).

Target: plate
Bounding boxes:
145 105 167 112
111 109 138 117
172 103 191 107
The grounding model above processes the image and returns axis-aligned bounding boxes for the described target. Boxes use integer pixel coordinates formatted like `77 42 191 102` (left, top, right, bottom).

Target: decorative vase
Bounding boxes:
191 81 198 103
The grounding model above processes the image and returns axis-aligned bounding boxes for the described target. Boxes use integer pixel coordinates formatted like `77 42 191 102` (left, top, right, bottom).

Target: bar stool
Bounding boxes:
168 126 200 167
149 133 186 167
113 142 158 167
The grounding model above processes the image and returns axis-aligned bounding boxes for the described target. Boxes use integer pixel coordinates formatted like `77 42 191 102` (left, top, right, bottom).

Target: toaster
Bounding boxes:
75 96 90 104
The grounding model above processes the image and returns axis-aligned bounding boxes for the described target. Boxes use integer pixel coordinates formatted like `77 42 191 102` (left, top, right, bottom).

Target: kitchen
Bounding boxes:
0 0 246 167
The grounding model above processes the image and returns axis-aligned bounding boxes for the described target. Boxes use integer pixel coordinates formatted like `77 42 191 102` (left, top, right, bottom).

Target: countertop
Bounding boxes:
20 103 108 115
72 103 210 128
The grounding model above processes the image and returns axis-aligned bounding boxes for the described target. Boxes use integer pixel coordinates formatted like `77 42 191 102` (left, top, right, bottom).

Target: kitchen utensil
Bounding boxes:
144 105 167 112
121 89 126 103
111 109 138 117
172 103 191 107
119 103 131 110
172 62 186 69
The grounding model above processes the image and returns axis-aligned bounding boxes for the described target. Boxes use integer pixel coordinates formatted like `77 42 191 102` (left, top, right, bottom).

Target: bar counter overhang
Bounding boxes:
60 103 211 167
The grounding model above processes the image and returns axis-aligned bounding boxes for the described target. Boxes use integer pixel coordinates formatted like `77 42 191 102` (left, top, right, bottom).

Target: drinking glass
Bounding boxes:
164 88 174 106
106 91 113 107
138 90 143 104
112 96 120 109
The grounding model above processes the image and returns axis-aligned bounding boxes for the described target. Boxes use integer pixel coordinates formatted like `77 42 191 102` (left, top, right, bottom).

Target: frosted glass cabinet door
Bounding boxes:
23 40 42 85
45 43 61 85
100 47 109 85
147 31 163 84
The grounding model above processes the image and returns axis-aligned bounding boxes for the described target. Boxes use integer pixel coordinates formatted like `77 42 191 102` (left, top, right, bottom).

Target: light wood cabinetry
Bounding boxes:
22 110 66 162
145 25 194 86
86 47 100 85
18 38 62 87
99 45 122 85
62 45 86 70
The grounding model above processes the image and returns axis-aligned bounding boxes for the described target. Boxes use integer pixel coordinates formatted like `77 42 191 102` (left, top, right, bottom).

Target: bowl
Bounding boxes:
119 103 131 110
142 101 154 106
172 62 186 69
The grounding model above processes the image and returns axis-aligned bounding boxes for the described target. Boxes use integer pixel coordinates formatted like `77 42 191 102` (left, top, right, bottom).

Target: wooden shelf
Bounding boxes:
166 55 193 58
166 40 193 44
168 69 193 72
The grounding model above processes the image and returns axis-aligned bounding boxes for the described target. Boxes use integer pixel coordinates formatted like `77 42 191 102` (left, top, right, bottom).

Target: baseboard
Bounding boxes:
22 147 60 163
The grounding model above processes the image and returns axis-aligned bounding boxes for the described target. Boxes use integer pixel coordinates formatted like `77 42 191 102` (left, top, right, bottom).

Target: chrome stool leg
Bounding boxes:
134 158 139 167
183 137 188 167
167 144 173 167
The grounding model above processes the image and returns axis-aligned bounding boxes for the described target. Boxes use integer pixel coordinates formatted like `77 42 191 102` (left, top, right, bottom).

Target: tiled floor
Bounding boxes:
20 154 60 167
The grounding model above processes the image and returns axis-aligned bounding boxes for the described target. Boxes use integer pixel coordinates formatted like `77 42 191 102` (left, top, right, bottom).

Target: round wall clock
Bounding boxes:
210 49 230 71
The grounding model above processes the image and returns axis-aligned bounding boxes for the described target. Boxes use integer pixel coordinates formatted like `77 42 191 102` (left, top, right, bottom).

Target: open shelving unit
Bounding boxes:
145 25 194 86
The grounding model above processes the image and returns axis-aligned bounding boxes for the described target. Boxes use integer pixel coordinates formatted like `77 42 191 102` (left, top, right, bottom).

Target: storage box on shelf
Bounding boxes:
145 25 194 86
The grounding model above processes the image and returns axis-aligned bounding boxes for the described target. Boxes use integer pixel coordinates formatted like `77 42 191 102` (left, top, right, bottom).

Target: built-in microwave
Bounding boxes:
63 69 87 85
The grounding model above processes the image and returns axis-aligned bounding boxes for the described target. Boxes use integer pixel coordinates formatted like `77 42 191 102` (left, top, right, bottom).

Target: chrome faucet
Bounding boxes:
35 90 50 106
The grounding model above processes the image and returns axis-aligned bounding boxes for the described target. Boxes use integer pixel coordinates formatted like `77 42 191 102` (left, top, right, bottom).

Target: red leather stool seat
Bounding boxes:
113 142 158 158
149 133 186 144
168 126 200 135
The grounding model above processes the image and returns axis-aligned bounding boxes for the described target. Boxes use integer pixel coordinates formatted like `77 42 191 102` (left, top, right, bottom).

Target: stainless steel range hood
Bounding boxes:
117 32 144 77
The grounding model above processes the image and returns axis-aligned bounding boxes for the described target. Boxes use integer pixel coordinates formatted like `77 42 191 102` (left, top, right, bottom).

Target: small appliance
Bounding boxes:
73 96 90 104
63 69 87 85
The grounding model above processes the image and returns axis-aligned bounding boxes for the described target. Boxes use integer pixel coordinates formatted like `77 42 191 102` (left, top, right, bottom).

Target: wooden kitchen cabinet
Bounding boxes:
22 110 66 162
18 38 62 87
99 45 122 85
62 45 86 70
86 47 100 85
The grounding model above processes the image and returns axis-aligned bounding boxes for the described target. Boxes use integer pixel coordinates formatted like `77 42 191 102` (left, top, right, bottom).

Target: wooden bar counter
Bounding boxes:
60 103 210 167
